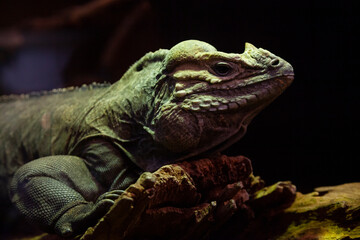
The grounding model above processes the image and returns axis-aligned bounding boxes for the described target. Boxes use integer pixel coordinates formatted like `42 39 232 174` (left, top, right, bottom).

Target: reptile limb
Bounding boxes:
10 155 121 236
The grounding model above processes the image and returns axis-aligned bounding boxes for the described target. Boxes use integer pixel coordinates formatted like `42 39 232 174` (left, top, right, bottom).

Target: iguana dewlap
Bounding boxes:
0 40 293 236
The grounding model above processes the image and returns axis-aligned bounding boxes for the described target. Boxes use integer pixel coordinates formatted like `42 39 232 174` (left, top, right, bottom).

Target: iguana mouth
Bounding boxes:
177 76 293 112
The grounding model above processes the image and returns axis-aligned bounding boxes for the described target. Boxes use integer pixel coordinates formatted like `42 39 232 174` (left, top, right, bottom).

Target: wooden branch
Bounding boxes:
23 156 360 240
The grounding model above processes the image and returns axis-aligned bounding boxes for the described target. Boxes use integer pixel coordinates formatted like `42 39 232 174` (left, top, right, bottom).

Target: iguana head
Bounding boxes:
104 40 293 171
149 40 293 166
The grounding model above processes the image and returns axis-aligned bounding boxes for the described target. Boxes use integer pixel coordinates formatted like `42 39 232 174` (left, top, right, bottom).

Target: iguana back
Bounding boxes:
0 85 108 178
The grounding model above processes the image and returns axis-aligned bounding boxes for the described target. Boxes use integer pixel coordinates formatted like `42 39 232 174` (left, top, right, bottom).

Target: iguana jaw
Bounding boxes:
175 75 293 113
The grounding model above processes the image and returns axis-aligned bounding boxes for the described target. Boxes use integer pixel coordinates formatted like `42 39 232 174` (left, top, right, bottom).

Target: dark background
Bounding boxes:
0 0 359 193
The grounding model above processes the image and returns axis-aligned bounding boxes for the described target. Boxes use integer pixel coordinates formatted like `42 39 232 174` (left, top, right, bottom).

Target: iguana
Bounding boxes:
0 40 294 237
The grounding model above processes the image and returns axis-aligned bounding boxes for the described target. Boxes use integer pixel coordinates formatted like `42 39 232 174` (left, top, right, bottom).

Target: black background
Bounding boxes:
1 0 359 193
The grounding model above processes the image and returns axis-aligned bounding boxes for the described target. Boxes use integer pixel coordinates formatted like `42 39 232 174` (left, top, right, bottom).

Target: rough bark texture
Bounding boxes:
15 156 360 240
80 154 259 240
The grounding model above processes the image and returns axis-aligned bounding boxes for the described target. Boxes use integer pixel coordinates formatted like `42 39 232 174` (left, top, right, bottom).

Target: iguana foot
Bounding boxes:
55 190 125 237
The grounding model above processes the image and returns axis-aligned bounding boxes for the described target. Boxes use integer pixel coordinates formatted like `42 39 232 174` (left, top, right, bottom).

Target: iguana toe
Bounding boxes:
58 222 73 237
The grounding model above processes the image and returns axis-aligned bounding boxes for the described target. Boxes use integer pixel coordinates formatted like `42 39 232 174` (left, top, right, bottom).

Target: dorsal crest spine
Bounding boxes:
0 82 111 103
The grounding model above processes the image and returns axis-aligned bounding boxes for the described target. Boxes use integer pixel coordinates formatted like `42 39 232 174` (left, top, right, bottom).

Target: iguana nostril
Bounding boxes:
270 58 280 67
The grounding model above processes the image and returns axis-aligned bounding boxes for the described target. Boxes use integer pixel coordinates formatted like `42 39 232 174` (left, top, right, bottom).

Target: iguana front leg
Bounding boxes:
10 155 123 237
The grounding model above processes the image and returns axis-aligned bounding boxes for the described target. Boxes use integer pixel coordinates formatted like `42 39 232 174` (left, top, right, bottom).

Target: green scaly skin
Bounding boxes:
0 40 294 237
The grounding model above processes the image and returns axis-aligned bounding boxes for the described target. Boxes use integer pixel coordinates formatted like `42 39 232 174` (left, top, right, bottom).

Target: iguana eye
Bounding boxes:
212 62 233 76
